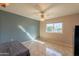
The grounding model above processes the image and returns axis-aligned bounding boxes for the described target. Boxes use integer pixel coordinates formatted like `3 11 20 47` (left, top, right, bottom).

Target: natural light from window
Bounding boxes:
46 23 63 33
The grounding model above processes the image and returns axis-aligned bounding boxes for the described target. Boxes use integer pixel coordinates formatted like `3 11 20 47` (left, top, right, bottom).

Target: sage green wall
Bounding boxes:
0 10 40 44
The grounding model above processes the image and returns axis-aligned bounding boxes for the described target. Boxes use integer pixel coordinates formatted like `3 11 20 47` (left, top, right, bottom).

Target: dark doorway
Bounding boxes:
74 26 79 56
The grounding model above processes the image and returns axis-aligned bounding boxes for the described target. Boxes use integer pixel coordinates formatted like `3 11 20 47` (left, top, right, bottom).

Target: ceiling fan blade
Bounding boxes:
42 4 61 13
33 4 52 13
42 4 53 13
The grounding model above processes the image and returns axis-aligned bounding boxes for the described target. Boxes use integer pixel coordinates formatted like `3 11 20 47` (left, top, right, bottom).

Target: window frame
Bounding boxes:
46 22 63 33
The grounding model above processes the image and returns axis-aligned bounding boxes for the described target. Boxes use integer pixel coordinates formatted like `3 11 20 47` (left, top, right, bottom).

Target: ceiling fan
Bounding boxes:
39 11 46 21
33 4 53 21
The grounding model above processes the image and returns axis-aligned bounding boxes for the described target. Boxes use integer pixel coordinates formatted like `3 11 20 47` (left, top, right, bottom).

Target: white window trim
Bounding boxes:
46 22 63 33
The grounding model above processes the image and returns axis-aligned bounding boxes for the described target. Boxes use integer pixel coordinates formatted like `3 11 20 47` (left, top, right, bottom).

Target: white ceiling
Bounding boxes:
0 3 79 21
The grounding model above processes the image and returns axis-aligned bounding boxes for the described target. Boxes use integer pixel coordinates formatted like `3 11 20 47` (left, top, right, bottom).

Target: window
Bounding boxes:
46 23 63 33
46 24 54 32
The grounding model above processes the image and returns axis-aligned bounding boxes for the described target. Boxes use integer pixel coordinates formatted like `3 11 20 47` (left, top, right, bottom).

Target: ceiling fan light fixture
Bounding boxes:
40 18 45 21
40 13 46 21
40 15 46 21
